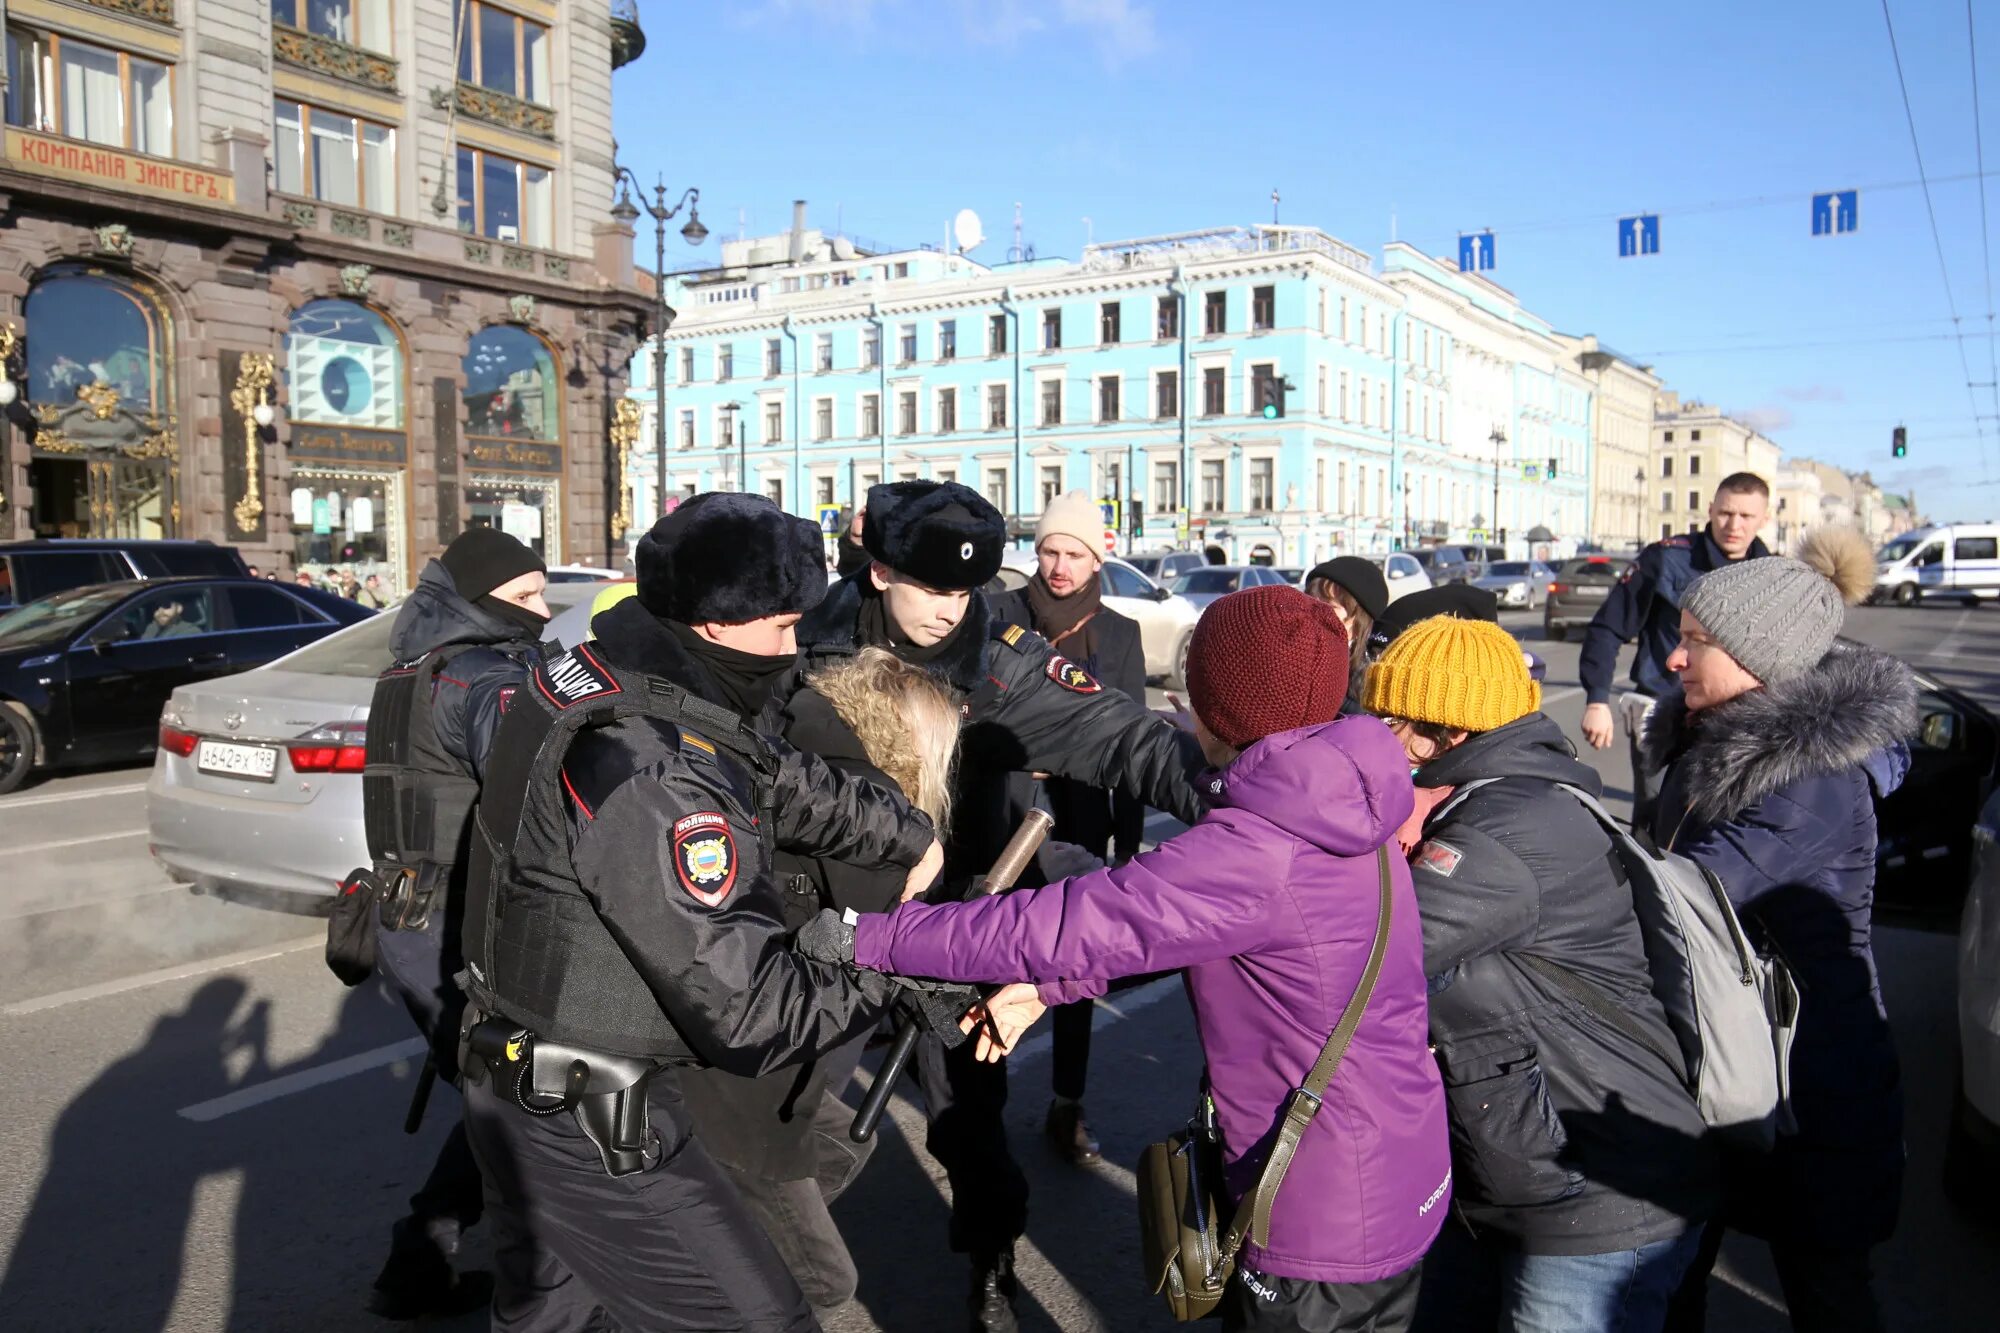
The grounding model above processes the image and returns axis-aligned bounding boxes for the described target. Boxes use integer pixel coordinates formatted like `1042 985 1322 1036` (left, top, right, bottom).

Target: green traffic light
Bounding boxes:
1262 404 1278 420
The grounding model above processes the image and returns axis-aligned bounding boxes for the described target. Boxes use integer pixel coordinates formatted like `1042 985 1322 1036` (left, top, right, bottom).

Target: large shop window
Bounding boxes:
456 146 552 248
270 0 392 53
465 478 557 560
455 1 550 105
465 326 556 438
287 298 405 430
26 266 168 412
288 471 398 578
5 28 173 157
463 326 562 560
273 99 395 211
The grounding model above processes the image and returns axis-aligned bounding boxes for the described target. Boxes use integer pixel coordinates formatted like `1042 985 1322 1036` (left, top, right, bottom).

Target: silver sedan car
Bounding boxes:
147 580 604 902
1469 560 1556 610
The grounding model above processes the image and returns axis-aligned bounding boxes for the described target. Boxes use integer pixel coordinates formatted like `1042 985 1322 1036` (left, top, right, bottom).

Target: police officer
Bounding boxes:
1578 471 1771 829
363 527 549 1320
458 492 945 1333
791 480 1208 1331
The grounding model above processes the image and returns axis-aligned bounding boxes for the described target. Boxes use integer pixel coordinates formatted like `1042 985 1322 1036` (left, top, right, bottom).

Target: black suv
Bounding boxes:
0 540 251 611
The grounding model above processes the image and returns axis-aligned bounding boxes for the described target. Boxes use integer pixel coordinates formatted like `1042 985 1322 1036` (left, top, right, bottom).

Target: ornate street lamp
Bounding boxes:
611 162 704 520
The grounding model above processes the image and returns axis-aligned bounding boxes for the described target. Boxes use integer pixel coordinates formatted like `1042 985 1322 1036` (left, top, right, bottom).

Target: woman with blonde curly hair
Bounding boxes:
680 645 962 1319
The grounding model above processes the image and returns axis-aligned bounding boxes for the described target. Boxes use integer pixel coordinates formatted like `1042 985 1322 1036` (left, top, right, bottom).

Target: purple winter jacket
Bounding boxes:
853 715 1451 1284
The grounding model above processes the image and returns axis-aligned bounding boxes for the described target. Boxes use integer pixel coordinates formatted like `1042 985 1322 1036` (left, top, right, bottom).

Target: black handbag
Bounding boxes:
1134 846 1394 1320
324 866 383 986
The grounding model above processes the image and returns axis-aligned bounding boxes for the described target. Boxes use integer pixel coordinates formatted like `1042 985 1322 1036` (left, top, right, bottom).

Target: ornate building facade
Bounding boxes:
0 0 652 592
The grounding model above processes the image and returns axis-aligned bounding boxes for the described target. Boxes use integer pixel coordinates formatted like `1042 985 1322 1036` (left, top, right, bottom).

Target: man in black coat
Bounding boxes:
990 490 1147 1166
367 527 548 1320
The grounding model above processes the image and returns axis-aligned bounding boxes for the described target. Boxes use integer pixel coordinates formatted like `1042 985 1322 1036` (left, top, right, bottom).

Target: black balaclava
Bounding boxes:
666 620 794 719
476 594 549 637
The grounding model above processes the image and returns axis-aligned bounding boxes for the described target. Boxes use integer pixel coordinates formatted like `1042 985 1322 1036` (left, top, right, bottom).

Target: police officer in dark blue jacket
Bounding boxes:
1577 472 1770 829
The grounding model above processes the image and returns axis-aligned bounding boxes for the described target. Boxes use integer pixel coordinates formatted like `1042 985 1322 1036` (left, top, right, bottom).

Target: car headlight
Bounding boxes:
1510 582 1528 598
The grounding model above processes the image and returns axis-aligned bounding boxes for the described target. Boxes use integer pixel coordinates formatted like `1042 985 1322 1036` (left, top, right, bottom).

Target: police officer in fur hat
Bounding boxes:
791 479 1209 1331
457 492 949 1332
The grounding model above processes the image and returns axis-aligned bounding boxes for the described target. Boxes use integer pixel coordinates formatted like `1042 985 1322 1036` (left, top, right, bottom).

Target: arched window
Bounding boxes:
286 298 405 430
464 325 557 439
25 265 170 412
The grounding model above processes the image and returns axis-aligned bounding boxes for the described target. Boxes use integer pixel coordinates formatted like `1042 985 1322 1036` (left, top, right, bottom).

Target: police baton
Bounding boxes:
850 807 1054 1143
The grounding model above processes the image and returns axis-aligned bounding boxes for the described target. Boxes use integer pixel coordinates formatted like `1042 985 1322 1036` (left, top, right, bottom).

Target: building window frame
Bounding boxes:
1203 290 1227 336
1097 373 1121 423
454 0 552 105
7 27 178 159
987 312 1008 356
1100 301 1122 345
275 0 395 54
986 382 1008 429
274 97 394 212
1155 368 1179 421
1042 308 1062 351
897 389 918 436
1039 377 1062 427
938 319 957 361
860 392 880 438
1251 284 1276 332
1157 294 1180 340
1201 366 1226 417
455 144 551 248
937 385 958 433
812 395 834 442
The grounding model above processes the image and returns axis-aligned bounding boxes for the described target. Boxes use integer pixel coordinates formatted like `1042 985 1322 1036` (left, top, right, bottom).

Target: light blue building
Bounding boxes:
627 220 1593 565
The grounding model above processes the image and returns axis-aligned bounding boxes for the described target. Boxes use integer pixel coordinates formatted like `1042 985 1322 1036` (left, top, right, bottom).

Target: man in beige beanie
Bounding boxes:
993 489 1144 1166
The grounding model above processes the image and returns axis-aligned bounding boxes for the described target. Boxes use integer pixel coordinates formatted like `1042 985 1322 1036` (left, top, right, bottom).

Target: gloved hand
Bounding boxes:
897 983 984 1050
794 908 856 966
1035 838 1105 883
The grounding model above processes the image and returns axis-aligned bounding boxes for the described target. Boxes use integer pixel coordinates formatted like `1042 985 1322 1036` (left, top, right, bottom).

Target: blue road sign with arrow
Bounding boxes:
1811 190 1859 236
1618 214 1660 257
1458 231 1496 272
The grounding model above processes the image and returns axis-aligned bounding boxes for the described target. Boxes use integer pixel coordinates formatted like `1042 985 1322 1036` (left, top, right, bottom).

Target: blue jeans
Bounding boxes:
1415 1224 1704 1333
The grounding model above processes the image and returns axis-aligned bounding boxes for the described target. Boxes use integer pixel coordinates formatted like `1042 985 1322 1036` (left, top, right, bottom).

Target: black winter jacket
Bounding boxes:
387 561 545 779
1410 712 1718 1255
1645 641 1915 1249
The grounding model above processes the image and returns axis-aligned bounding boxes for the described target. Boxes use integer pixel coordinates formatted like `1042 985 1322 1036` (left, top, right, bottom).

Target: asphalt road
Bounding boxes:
0 599 1995 1331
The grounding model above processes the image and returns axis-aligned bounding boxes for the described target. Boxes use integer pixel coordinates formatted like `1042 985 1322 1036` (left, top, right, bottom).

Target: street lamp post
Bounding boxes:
610 163 705 518
1633 466 1646 552
1489 426 1507 542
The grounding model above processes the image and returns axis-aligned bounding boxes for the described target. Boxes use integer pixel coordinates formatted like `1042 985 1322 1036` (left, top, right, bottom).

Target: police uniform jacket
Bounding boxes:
470 598 934 1076
1578 527 1771 705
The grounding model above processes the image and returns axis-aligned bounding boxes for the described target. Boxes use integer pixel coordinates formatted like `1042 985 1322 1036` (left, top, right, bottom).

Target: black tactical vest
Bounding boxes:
363 644 482 875
460 642 779 1061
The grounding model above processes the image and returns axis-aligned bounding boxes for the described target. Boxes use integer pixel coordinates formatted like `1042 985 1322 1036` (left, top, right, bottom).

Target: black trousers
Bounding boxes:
1664 1223 1885 1333
1221 1262 1423 1332
914 1031 1030 1255
463 1071 816 1333
1050 999 1093 1102
723 1083 876 1312
408 1117 484 1233
1622 695 1660 834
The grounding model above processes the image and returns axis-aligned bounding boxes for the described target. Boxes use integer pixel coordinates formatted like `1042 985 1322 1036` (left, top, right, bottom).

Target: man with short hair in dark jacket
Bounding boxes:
1366 615 1718 1333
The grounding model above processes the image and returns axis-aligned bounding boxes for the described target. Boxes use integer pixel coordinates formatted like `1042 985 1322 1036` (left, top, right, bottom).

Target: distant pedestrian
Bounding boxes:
1579 473 1771 829
246 564 261 579
353 573 387 609
1303 556 1388 710
295 569 317 590
991 489 1148 1166
1652 526 1909 1333
834 504 870 577
1365 614 1719 1333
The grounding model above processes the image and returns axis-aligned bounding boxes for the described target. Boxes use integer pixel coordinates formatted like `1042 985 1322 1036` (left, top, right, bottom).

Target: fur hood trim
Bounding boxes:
1641 639 1917 826
797 570 992 695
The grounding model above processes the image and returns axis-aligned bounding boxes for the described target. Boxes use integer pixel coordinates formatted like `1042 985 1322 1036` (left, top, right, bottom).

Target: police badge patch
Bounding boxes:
673 812 738 906
1045 654 1102 694
1415 839 1464 878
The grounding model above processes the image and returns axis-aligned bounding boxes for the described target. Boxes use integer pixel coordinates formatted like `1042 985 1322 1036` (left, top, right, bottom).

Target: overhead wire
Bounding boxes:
1970 1 2000 434
1881 0 1989 468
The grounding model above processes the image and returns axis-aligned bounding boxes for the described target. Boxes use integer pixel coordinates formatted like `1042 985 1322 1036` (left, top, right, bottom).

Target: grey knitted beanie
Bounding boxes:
1681 557 1843 685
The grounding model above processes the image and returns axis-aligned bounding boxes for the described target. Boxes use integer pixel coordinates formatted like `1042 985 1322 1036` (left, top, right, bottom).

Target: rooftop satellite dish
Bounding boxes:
953 208 985 254
831 235 856 261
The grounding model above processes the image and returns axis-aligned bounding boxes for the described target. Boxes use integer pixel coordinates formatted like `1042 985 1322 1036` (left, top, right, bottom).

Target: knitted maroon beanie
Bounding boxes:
1186 584 1350 750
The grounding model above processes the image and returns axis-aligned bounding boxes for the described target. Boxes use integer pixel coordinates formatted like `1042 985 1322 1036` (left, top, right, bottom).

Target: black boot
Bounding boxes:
968 1246 1020 1333
368 1217 494 1321
1044 1100 1102 1166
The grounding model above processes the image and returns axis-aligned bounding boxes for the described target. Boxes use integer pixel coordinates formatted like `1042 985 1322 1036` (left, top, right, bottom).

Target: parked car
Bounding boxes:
1170 564 1294 612
1409 547 1480 585
1272 567 1306 586
997 554 1202 686
1873 523 2000 606
1543 556 1634 641
1366 552 1433 604
1470 560 1556 610
0 577 372 794
146 579 605 902
1124 550 1209 586
547 563 625 584
0 539 250 612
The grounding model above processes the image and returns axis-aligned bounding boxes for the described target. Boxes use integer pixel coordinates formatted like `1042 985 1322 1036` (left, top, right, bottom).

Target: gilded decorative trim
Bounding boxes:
80 0 176 23
77 383 122 420
94 223 134 257
609 397 642 539
229 354 275 533
272 23 398 93
447 81 556 140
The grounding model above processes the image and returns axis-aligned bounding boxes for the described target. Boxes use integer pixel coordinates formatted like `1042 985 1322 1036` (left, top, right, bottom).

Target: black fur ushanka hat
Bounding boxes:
860 480 1004 591
635 492 828 624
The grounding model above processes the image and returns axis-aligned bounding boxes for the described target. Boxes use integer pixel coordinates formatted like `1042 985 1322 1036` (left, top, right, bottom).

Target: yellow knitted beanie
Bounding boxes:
1362 616 1540 732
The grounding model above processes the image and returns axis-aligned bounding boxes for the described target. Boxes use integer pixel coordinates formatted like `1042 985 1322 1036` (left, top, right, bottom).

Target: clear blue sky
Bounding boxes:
613 0 2000 521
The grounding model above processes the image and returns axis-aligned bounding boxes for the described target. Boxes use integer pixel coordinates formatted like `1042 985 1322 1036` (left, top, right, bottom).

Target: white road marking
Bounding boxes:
1 934 322 1017
0 781 148 810
10 828 147 855
178 1037 429 1122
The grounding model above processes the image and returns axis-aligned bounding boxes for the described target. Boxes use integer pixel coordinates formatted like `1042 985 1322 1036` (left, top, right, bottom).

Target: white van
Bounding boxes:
1875 523 2000 605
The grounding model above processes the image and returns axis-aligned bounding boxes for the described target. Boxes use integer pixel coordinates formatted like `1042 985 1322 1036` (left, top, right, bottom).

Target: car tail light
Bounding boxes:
288 721 368 774
159 724 199 757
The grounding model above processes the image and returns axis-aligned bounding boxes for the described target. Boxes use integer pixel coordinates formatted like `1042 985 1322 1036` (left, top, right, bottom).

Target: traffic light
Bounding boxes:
1255 375 1285 419
1892 426 1907 459
1128 497 1145 537
1547 456 1559 480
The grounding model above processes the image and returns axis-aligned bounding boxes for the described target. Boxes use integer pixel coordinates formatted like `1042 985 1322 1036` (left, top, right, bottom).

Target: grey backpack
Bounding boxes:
1440 779 1800 1151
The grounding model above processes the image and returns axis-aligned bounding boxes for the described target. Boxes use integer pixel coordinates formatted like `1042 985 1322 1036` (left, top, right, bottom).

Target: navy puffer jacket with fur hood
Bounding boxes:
1645 640 1916 1249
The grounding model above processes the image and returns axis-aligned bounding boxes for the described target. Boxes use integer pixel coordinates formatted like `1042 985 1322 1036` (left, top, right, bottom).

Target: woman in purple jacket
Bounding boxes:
814 585 1452 1331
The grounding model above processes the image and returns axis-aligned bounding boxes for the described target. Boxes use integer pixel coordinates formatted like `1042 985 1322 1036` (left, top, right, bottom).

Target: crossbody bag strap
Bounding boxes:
1222 844 1395 1261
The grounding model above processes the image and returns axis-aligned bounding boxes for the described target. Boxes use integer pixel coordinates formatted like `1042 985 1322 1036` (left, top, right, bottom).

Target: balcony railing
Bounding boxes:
81 0 175 22
437 82 556 140
272 22 397 92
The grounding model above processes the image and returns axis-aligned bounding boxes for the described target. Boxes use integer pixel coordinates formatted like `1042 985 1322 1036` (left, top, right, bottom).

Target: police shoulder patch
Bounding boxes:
535 643 622 710
1045 653 1102 695
673 811 738 907
997 622 1027 647
1415 839 1464 878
